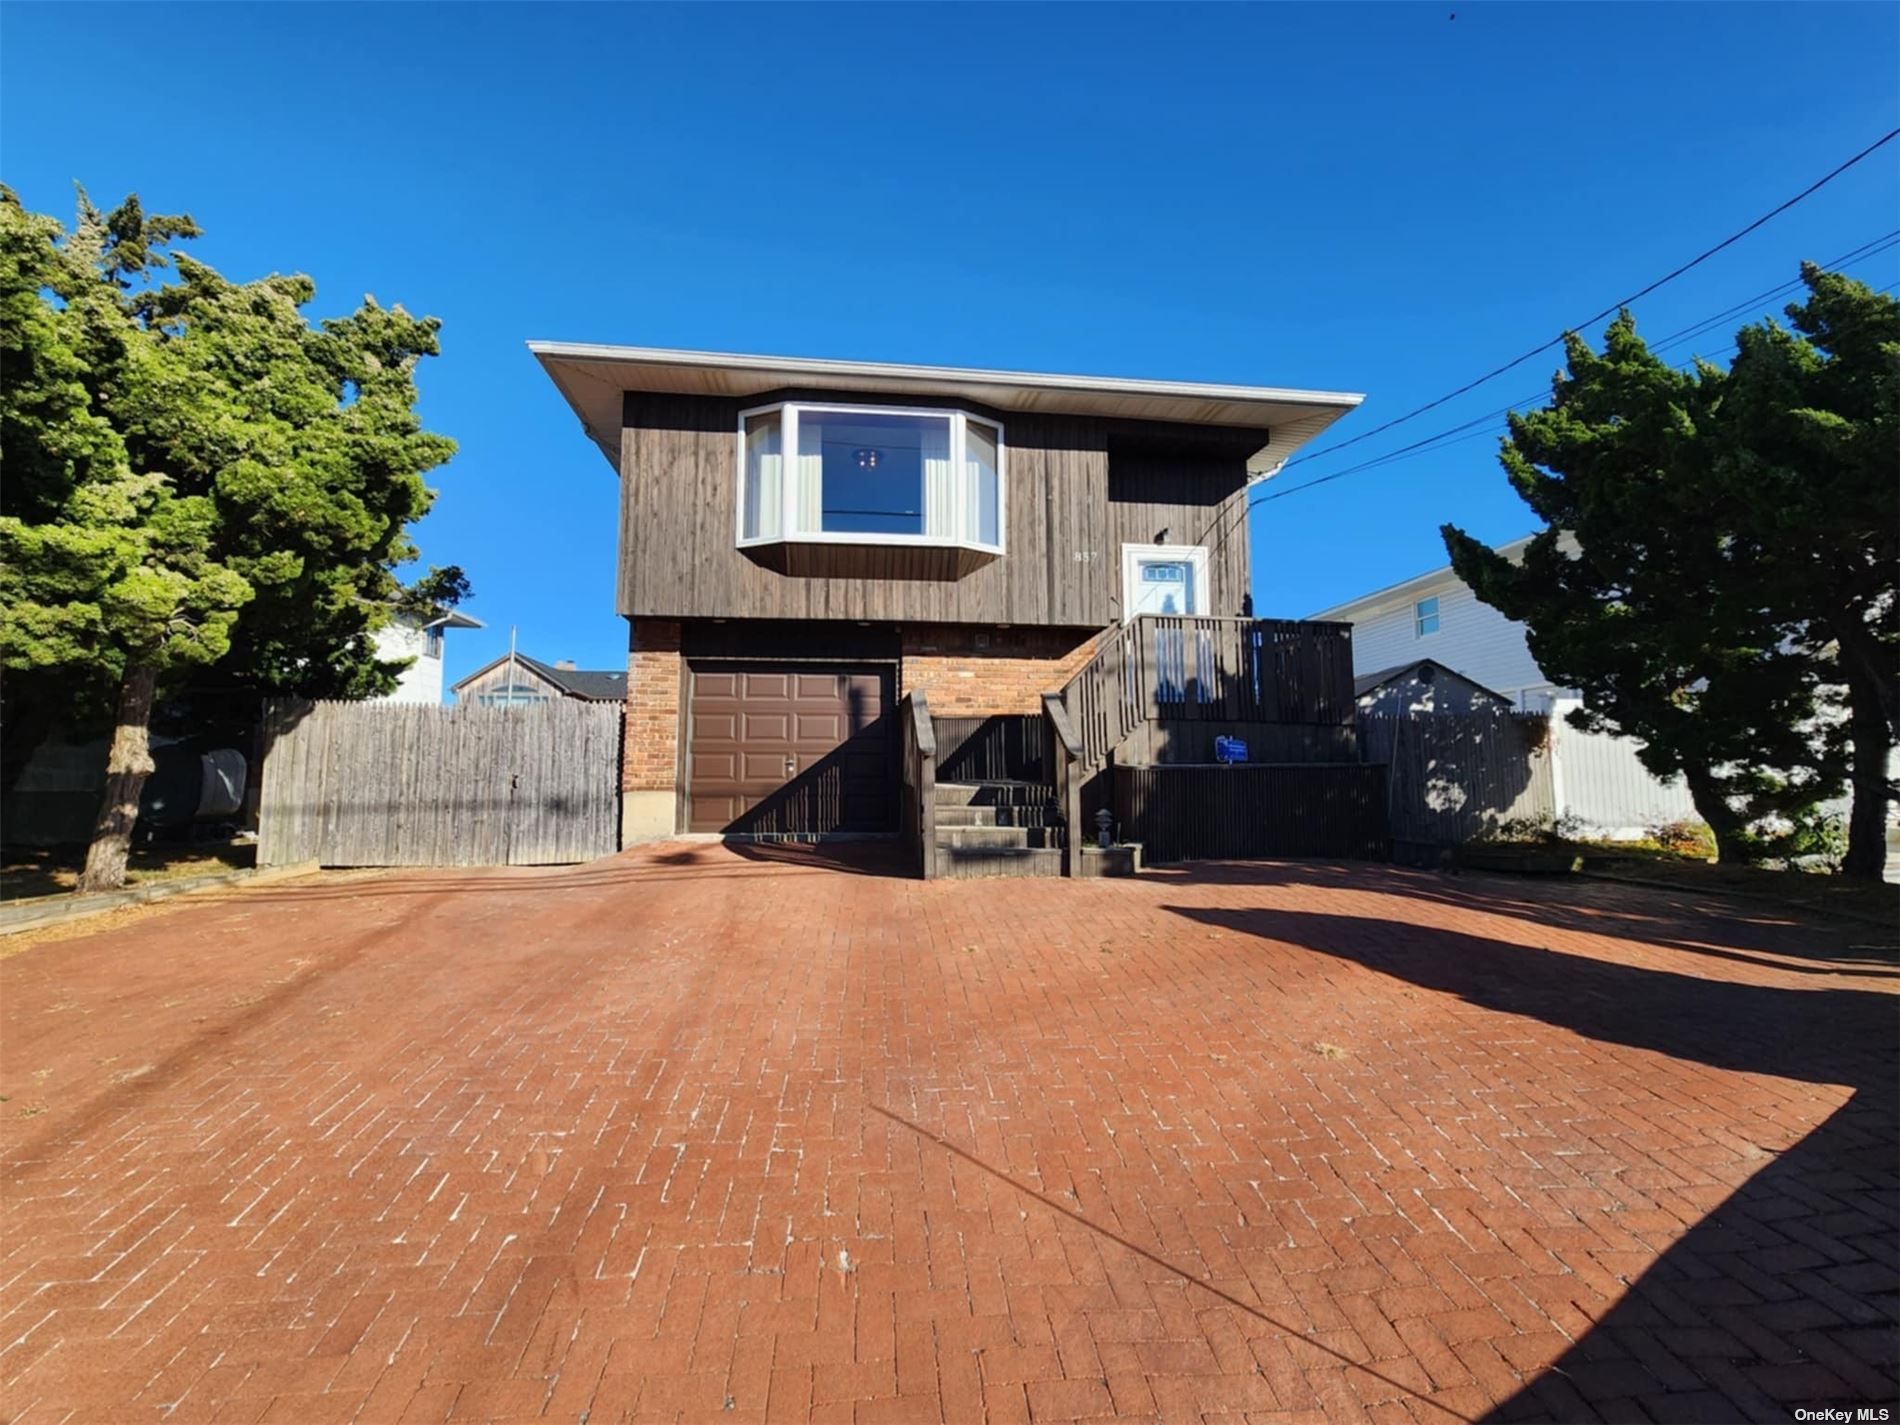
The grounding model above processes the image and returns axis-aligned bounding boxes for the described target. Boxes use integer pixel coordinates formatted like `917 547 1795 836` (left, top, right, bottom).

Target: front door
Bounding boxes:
1122 543 1209 619
686 663 895 836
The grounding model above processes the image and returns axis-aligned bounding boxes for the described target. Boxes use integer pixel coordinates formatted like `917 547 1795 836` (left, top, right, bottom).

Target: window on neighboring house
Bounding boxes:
1414 595 1440 637
476 676 551 708
737 402 1004 552
425 626 445 659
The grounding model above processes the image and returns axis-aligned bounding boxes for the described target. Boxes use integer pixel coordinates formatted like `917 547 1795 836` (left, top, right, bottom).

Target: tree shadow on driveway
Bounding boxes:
1162 895 1898 1423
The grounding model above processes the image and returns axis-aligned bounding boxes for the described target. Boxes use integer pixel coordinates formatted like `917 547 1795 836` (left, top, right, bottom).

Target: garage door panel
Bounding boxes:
687 662 895 835
795 713 845 741
694 713 739 741
741 752 791 779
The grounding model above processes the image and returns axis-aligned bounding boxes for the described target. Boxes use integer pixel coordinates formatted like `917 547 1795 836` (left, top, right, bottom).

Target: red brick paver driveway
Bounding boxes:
3 848 1895 1425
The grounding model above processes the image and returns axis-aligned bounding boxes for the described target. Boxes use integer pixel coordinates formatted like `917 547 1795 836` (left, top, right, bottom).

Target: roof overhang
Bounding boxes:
528 341 1364 477
424 611 485 631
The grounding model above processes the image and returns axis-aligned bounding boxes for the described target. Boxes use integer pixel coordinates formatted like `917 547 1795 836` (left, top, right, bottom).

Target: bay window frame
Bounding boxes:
734 400 1006 554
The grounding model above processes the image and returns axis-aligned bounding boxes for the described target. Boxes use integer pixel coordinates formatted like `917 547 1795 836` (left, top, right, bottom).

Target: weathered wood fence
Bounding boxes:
1357 712 1554 846
258 698 622 867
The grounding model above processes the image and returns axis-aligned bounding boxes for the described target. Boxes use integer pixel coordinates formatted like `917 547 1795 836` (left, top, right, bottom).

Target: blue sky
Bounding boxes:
5 3 1896 686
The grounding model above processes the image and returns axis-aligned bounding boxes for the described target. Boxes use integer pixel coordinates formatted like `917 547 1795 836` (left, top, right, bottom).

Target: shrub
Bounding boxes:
1649 820 1717 860
1743 811 1849 873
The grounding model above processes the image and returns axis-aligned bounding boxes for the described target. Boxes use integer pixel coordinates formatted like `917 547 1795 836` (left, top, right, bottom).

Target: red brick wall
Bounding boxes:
623 619 682 793
900 625 1103 716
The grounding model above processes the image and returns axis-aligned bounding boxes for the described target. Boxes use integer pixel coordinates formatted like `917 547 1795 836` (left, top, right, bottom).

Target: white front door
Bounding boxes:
1122 543 1209 620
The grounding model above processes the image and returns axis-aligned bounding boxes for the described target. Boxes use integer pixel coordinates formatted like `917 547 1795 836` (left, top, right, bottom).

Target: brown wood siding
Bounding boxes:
617 392 1257 627
1104 443 1252 620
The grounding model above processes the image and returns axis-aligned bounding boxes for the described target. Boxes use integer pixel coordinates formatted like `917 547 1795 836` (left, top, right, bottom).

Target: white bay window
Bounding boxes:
736 402 1004 554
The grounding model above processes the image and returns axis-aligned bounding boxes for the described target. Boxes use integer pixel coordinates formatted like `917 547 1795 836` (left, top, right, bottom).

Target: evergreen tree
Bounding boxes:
0 187 458 889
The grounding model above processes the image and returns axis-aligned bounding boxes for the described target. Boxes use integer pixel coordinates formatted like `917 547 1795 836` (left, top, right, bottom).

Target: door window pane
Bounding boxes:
1132 559 1194 616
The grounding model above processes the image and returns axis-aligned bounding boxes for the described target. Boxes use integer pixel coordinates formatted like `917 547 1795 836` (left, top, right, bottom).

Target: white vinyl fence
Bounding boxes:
1549 719 1699 837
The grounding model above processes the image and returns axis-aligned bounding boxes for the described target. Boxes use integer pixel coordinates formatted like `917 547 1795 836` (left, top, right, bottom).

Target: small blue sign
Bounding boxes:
1214 736 1248 764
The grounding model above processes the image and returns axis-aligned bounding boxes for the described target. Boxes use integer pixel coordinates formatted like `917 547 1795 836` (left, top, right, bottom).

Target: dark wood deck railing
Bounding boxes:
1039 616 1357 875
1051 616 1356 780
1042 692 1083 876
898 690 937 879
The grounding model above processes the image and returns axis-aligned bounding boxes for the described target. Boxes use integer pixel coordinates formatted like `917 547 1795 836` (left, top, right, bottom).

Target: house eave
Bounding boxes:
528 341 1365 476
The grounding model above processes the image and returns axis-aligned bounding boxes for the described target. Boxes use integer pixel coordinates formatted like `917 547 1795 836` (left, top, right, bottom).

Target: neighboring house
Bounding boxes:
1355 658 1514 716
531 342 1362 844
1312 537 1700 837
370 610 485 704
1314 536 1564 711
452 653 629 707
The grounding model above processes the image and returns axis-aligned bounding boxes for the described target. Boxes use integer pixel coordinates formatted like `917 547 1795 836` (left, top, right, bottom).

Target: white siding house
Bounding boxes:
1340 575 1560 710
1312 536 1699 837
369 611 484 704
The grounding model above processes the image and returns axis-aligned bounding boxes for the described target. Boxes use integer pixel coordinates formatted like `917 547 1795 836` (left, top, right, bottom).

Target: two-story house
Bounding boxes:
1311 536 1560 709
531 343 1363 848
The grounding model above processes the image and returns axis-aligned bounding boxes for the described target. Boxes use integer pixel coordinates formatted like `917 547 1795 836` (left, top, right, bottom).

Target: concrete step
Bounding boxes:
935 805 998 827
935 845 1065 880
935 825 1054 851
934 781 1057 809
1079 844 1143 878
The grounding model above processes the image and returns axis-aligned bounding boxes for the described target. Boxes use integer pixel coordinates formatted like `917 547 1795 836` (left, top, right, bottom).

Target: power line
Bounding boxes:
1251 250 1900 508
1272 127 1900 476
1199 263 1900 571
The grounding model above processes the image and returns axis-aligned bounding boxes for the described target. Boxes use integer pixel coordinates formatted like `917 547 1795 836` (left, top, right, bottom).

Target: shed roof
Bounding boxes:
1353 658 1513 704
528 341 1364 477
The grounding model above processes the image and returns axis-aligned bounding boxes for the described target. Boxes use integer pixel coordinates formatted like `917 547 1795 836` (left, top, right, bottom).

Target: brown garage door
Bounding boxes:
686 663 895 836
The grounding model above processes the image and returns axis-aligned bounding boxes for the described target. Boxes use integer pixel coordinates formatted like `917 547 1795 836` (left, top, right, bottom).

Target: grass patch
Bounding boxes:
1 840 254 903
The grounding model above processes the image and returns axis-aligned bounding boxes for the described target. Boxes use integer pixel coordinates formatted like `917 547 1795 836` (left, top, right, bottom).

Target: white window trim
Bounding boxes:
1414 595 1441 639
734 400 1006 554
1120 542 1210 622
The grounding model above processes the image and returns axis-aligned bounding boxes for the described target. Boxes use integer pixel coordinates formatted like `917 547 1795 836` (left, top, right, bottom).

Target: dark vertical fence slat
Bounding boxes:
933 716 1050 784
1114 763 1388 865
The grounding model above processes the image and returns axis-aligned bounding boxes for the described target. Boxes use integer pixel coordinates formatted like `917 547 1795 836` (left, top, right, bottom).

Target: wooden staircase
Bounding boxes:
932 781 1065 879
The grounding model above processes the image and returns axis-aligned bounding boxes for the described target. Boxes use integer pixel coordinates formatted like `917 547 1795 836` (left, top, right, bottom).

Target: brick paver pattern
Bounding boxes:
2 848 1895 1424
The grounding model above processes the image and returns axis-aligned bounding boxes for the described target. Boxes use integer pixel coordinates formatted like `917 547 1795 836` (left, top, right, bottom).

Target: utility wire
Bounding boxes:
1198 257 1900 568
1271 127 1900 476
1251 248 1900 507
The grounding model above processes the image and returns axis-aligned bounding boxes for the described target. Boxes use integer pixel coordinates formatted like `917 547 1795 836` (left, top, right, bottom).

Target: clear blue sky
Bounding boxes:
6 3 1896 686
